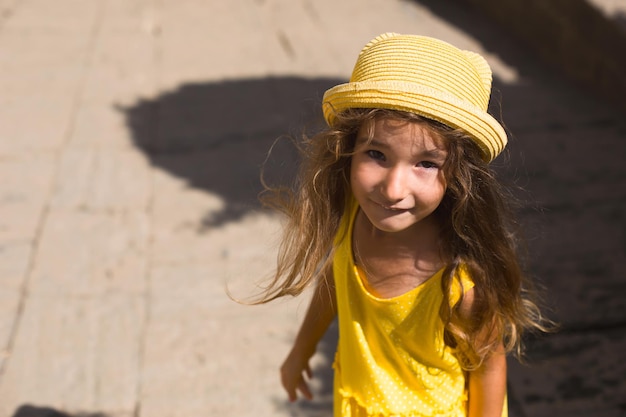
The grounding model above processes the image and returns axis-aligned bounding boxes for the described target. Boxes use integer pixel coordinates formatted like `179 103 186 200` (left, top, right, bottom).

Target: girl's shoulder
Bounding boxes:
449 264 475 307
456 264 474 289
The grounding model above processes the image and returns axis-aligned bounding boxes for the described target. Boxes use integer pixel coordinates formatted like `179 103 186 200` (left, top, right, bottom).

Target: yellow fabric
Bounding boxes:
332 200 506 416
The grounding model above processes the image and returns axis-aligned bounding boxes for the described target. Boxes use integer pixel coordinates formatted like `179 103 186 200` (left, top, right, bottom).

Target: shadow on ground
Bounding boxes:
117 76 342 227
118 2 626 416
11 405 108 417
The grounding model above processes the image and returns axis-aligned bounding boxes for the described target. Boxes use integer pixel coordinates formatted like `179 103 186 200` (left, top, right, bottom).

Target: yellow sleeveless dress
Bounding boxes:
332 201 507 417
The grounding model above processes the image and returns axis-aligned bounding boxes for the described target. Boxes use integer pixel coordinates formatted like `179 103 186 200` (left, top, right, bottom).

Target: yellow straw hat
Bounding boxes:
322 33 507 162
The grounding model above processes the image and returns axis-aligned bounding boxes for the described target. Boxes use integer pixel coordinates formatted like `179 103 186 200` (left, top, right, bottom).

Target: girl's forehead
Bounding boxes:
358 116 448 151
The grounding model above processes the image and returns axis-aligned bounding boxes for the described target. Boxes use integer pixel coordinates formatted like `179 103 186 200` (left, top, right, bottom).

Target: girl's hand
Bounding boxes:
280 350 314 401
279 271 336 402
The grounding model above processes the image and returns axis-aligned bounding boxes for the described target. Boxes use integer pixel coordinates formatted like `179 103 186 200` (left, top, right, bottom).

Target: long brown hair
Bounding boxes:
257 108 549 367
434 125 549 367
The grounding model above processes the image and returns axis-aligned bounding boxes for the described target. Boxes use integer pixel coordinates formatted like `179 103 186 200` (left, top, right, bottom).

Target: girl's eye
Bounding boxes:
366 150 385 161
417 161 439 169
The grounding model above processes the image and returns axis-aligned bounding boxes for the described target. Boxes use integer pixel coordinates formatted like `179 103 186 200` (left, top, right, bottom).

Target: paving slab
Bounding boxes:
0 293 144 416
0 155 55 241
51 148 152 210
27 209 149 297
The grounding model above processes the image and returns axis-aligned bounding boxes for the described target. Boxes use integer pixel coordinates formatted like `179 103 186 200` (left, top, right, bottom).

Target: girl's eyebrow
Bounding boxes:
420 148 447 160
356 137 391 149
357 137 447 159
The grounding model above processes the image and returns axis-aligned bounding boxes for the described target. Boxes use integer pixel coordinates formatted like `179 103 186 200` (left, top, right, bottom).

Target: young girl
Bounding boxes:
257 33 548 417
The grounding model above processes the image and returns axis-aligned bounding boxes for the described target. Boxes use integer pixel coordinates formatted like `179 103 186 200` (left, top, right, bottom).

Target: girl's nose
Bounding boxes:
380 167 408 203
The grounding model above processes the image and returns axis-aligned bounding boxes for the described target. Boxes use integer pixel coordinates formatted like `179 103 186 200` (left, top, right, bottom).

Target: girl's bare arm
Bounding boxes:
467 343 507 417
459 288 507 417
280 270 337 401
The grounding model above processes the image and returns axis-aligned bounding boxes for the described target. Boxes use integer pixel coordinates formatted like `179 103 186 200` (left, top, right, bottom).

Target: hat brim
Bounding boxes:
322 80 507 162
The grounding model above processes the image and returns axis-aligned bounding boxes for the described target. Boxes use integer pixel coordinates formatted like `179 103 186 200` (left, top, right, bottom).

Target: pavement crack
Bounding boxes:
276 30 296 60
0 0 21 32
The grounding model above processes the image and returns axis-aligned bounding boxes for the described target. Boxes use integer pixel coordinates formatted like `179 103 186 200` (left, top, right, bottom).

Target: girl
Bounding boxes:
256 33 548 417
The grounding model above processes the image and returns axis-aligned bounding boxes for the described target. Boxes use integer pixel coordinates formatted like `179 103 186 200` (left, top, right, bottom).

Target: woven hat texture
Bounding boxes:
322 33 507 161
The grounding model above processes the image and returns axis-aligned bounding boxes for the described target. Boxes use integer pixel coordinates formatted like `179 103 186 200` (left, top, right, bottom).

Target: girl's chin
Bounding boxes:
366 216 419 234
362 208 436 235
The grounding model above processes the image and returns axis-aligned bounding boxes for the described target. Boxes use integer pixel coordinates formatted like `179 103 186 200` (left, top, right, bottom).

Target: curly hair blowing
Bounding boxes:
255 109 362 302
434 129 550 369
257 108 549 367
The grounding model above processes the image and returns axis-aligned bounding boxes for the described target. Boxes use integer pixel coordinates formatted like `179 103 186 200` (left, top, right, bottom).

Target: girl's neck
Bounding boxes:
353 211 444 298
358 210 442 258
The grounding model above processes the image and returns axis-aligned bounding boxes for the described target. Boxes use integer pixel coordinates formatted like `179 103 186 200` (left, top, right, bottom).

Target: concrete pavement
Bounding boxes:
0 0 624 416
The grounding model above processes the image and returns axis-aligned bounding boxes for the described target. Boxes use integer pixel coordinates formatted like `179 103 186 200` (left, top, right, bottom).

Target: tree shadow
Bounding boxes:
118 76 344 228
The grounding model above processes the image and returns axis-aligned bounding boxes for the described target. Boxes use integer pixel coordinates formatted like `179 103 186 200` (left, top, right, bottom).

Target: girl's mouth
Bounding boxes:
374 201 411 212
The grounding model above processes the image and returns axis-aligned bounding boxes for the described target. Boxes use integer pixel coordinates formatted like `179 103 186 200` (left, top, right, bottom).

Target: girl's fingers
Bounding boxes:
280 362 314 402
284 370 313 402
287 389 298 402
298 377 313 400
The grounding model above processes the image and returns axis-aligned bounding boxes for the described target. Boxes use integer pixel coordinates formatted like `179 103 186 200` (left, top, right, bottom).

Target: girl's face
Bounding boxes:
350 117 448 235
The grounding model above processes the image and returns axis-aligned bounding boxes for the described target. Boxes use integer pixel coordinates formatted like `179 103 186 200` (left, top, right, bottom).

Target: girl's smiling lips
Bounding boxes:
371 199 412 212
